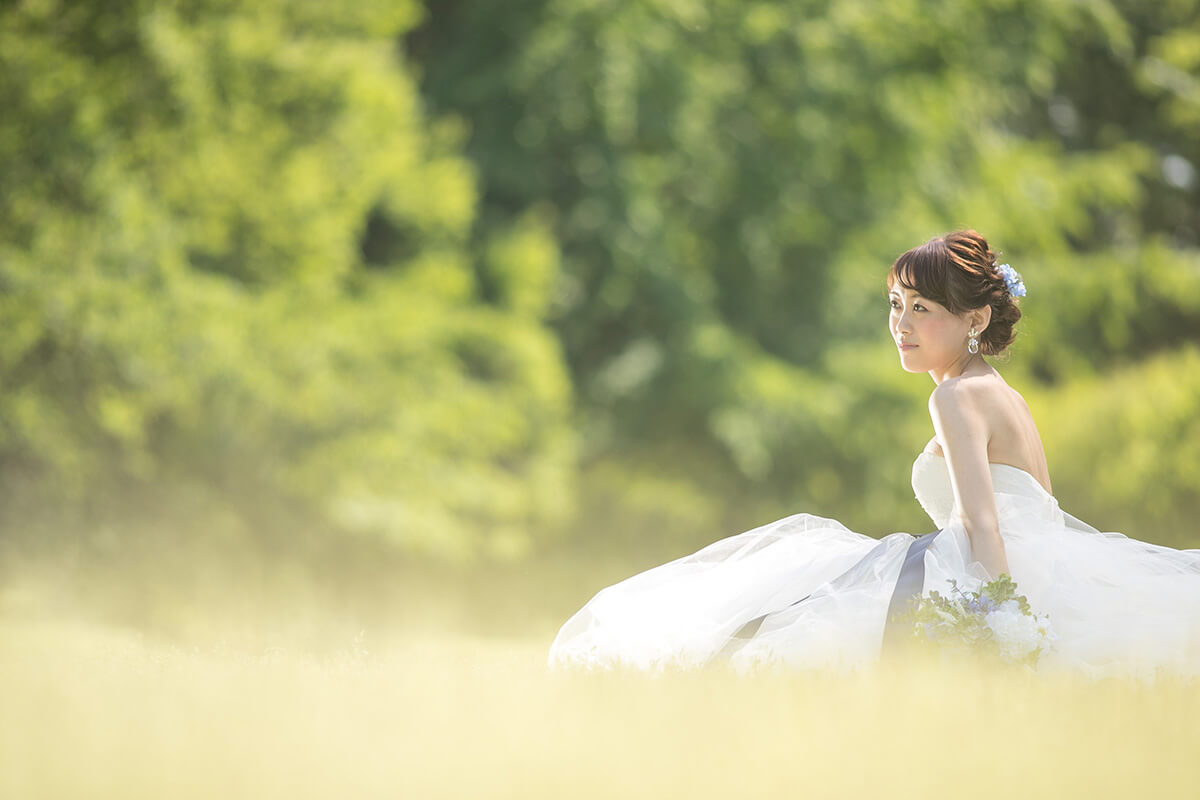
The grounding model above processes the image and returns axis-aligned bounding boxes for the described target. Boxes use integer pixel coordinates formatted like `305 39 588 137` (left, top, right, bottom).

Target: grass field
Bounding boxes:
2 614 1198 799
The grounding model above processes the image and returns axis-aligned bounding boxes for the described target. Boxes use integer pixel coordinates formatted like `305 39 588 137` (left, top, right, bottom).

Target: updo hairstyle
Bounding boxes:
887 230 1022 356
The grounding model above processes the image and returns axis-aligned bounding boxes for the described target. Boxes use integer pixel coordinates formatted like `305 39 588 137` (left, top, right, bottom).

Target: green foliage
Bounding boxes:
0 0 573 560
1031 346 1200 548
415 0 1200 550
4 0 1200 571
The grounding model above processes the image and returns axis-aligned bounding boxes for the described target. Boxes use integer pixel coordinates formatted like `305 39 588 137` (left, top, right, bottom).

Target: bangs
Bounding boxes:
887 238 959 311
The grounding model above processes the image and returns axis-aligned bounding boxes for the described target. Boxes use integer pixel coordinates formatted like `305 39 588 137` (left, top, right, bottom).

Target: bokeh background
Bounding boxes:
2 0 1200 648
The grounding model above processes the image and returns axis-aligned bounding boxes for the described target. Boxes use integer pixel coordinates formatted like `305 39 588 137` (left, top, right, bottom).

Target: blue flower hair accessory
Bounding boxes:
997 263 1026 298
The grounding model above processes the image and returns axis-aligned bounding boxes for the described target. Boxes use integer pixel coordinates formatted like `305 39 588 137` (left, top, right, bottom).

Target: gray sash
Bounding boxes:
880 530 939 655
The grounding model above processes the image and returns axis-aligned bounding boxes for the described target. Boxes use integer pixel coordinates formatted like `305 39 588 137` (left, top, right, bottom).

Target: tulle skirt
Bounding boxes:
548 503 1200 679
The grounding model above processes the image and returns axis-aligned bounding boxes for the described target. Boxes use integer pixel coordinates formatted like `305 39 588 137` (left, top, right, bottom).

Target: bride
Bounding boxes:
548 230 1200 678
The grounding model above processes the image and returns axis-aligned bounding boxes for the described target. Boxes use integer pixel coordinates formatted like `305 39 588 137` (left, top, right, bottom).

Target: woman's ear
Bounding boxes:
972 305 993 334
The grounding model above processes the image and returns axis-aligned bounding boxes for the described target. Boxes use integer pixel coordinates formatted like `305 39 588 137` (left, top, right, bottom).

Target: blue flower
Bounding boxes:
965 596 991 615
997 263 1027 298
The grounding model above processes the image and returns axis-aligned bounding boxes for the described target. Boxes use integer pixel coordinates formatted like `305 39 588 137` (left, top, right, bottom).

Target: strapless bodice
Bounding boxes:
911 451 1054 529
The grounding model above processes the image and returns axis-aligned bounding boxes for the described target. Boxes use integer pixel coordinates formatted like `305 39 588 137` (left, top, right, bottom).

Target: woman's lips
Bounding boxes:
898 343 918 351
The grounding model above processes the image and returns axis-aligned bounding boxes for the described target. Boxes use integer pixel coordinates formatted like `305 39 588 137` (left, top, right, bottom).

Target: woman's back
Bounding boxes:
923 370 1052 494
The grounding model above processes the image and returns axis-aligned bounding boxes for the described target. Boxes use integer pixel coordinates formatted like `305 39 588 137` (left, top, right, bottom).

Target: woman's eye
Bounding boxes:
889 300 900 309
914 304 927 312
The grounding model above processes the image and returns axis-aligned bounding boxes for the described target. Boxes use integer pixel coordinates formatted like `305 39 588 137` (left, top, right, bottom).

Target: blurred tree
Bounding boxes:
0 0 574 561
1031 345 1200 549
3 0 1199 573
412 0 1200 547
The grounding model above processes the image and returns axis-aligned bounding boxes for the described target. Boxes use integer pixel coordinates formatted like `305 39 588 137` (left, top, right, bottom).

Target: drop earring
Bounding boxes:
967 327 980 355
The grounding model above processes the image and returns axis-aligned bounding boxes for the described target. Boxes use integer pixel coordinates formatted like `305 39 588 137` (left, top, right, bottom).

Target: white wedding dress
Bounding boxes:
548 452 1200 678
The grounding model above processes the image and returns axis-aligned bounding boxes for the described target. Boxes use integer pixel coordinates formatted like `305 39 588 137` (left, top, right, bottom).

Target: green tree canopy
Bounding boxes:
0 0 574 560
3 0 1199 572
413 0 1200 546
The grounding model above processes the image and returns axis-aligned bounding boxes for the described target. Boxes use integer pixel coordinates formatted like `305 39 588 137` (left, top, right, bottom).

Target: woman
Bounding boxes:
549 231 1200 678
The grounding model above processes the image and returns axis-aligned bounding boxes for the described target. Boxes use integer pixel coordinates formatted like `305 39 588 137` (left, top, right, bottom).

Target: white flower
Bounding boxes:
984 606 1045 660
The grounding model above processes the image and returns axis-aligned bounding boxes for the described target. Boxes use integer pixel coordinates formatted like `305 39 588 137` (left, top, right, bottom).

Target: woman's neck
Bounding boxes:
929 353 989 385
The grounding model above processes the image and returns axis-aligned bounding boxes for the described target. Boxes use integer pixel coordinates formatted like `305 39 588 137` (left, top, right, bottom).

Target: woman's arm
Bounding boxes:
928 381 1011 579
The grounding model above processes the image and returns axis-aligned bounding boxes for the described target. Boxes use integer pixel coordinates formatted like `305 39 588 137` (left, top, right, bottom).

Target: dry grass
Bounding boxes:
2 616 1198 799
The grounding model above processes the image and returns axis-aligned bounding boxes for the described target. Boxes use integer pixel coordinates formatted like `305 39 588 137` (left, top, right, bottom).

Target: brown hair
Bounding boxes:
887 230 1022 356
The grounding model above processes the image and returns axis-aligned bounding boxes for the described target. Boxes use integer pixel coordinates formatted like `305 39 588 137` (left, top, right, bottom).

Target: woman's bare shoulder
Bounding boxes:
928 371 1051 488
927 372 1003 414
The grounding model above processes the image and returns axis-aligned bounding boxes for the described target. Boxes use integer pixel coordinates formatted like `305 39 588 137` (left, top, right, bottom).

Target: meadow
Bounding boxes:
3 606 1197 799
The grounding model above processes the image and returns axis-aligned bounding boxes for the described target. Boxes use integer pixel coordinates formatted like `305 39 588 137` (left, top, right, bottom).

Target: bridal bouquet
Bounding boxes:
902 575 1055 666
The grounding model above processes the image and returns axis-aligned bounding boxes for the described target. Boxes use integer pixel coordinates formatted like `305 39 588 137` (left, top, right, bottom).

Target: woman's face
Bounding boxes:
888 284 973 374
